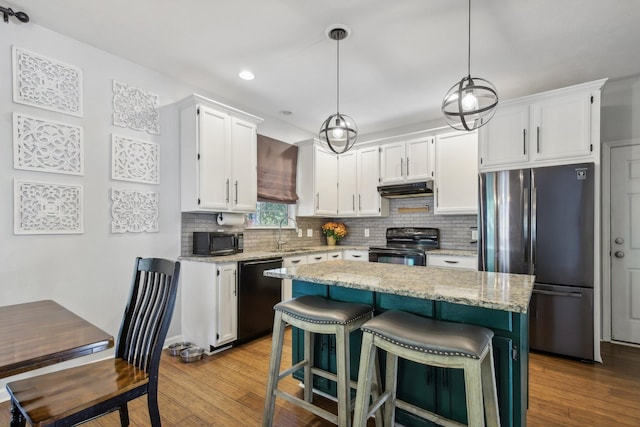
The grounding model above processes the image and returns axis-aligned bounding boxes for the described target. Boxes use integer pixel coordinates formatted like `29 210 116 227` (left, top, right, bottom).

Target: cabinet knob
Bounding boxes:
614 251 625 258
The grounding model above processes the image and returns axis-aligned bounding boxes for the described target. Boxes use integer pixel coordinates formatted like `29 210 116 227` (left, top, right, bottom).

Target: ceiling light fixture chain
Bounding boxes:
319 25 357 155
441 0 498 132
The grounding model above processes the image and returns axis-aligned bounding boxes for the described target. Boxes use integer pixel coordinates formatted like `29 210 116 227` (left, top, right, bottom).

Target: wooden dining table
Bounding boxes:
0 300 114 379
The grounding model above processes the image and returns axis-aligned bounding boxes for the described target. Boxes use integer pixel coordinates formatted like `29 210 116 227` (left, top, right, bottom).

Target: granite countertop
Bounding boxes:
179 245 369 263
264 260 534 313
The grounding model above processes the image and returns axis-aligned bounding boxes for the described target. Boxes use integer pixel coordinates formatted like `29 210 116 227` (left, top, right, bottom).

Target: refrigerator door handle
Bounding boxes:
523 187 529 268
533 289 583 298
531 185 537 274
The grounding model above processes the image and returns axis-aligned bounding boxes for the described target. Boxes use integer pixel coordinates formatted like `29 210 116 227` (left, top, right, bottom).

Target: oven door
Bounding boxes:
368 248 426 266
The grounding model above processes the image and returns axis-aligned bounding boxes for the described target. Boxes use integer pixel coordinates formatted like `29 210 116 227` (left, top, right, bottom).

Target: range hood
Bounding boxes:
377 181 434 198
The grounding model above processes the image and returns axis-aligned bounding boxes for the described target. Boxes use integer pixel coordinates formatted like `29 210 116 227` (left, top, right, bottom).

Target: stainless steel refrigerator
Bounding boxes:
479 163 595 360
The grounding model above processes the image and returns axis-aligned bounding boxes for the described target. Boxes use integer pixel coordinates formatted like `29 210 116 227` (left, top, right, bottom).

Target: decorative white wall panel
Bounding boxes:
13 112 84 175
14 180 83 234
111 134 159 184
112 80 160 134
12 47 83 117
111 189 159 233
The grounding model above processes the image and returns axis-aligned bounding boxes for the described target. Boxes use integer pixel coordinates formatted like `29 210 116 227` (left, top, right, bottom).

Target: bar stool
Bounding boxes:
263 295 380 427
352 310 500 427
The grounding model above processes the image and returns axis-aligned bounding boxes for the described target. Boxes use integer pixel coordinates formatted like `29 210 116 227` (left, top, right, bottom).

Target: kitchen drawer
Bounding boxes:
284 255 307 267
307 253 328 264
427 254 477 270
326 251 343 260
343 249 368 262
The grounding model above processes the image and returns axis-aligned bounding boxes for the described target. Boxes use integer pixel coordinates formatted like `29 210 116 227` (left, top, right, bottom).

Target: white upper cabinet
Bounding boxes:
380 138 433 184
478 103 530 168
530 92 592 162
297 140 388 217
434 131 478 215
313 146 339 215
405 137 433 181
357 146 387 216
337 151 358 216
179 94 263 213
297 142 338 216
478 79 606 171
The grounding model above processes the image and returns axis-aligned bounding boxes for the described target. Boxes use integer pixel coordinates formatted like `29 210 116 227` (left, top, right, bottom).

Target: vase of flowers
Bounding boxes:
322 222 347 246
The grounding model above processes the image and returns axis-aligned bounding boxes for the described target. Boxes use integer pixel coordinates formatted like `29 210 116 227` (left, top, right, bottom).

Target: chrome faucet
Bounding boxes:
277 216 299 251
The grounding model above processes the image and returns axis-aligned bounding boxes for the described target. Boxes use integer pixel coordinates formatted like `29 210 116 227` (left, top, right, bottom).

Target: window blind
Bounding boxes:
256 134 299 204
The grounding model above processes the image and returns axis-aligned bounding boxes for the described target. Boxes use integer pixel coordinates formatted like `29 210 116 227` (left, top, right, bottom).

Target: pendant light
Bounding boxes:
442 0 498 131
319 26 357 154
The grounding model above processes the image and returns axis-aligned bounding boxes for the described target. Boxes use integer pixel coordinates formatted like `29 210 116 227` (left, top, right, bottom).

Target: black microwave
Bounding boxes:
193 232 243 256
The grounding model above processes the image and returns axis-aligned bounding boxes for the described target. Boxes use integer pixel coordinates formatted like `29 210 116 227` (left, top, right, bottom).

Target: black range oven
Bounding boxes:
369 228 439 266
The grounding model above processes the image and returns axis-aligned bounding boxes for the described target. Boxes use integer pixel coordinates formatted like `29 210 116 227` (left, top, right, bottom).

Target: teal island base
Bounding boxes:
291 279 529 427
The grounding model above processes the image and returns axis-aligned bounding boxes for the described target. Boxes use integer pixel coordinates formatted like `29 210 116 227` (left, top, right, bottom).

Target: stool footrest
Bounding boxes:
274 389 339 424
395 399 466 427
365 390 391 419
278 360 308 381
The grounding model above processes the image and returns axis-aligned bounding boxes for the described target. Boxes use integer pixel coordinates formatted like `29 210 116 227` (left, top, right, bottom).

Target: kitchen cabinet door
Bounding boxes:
357 146 383 215
478 103 530 169
216 263 237 347
197 106 231 211
380 142 406 184
230 117 257 212
530 91 592 162
337 151 357 216
282 255 307 301
314 146 338 215
405 137 432 181
434 131 478 215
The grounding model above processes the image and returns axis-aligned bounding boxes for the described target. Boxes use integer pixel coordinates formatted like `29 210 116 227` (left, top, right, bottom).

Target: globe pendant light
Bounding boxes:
442 0 498 131
319 26 357 154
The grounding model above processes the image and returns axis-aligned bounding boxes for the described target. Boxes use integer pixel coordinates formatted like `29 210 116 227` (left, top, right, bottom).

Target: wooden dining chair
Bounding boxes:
6 257 181 427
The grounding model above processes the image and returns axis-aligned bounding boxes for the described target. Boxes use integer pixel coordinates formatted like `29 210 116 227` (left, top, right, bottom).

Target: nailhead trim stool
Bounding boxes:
262 295 380 427
352 310 500 427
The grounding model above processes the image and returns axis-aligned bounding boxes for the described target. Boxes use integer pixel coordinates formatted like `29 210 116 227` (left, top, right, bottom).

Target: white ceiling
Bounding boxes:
5 0 640 138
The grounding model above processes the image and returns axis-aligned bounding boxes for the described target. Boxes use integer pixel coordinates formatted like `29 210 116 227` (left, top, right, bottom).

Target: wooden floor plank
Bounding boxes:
1 332 639 426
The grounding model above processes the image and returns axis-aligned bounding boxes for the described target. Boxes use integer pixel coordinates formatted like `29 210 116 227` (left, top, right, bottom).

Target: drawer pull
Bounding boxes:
444 260 459 264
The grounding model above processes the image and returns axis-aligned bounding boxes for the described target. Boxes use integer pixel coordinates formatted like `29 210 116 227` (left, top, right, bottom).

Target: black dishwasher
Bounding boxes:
237 258 283 344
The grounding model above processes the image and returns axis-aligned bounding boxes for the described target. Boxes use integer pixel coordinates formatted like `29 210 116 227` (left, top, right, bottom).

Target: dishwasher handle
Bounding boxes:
240 258 283 267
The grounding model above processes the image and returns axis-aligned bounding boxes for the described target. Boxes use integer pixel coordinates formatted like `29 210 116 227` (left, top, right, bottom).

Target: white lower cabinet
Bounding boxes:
427 254 477 270
282 255 307 301
181 261 237 353
327 251 343 260
343 249 369 262
307 253 328 264
216 263 238 346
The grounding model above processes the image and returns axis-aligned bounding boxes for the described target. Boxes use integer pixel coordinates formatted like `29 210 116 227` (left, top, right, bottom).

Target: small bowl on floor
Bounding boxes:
167 342 193 356
180 347 205 363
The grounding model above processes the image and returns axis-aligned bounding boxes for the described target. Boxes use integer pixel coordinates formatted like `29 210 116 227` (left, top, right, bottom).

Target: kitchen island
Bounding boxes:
265 260 535 427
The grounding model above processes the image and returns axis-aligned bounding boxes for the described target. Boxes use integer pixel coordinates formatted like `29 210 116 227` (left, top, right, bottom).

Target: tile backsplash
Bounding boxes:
181 196 477 256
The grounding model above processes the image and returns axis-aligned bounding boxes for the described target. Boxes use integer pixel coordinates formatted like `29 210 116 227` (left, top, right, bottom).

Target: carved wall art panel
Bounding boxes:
14 180 83 235
111 134 159 184
12 47 83 117
13 113 84 175
112 80 160 134
111 189 159 233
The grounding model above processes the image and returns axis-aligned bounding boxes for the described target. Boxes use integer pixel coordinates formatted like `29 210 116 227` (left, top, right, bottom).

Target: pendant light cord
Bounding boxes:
336 35 340 115
467 0 471 77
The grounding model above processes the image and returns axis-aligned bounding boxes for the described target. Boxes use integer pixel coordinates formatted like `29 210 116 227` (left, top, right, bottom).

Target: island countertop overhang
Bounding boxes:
265 260 535 313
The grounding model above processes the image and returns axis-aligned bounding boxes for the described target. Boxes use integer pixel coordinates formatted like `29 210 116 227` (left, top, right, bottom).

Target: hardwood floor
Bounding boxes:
1 330 639 426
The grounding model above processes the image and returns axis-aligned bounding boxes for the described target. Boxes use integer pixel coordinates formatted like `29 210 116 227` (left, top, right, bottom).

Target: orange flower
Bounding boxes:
322 222 348 241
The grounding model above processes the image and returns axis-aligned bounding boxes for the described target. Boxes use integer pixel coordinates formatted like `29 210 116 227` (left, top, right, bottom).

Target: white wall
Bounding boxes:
0 22 300 397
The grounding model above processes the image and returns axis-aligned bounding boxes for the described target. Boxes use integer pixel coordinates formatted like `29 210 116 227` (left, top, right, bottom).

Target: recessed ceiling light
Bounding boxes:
238 70 255 81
